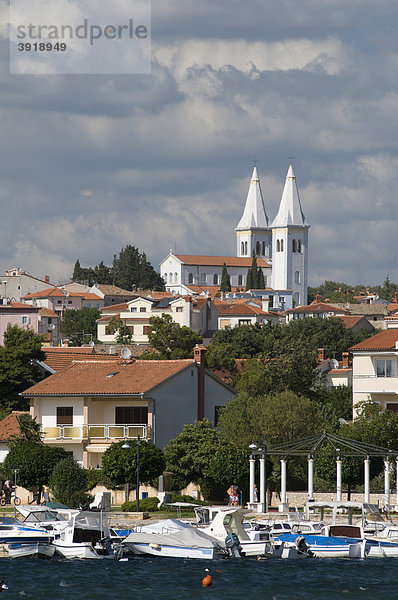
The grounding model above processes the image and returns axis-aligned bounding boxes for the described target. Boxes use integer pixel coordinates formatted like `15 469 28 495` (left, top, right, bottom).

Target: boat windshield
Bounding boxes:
24 511 67 523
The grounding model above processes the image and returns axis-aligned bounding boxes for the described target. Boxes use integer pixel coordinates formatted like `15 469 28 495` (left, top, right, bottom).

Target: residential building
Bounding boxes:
351 327 398 416
284 295 350 322
97 295 217 344
22 287 103 317
0 268 55 304
23 346 235 465
160 163 309 306
214 299 280 329
333 303 388 330
88 284 139 306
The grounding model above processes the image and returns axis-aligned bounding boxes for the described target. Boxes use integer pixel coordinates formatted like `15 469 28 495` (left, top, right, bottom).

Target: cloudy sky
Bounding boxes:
1 0 398 287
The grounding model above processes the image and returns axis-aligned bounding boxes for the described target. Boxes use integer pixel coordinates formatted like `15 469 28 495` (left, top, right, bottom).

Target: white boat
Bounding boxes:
196 507 286 558
122 519 224 559
52 511 114 559
0 516 54 545
8 542 55 559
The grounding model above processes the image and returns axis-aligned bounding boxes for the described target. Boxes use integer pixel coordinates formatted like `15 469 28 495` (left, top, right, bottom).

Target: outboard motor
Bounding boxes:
225 533 243 558
295 535 313 558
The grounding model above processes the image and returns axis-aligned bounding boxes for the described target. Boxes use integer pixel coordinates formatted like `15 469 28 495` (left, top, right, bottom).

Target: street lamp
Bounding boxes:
13 468 19 519
122 436 141 512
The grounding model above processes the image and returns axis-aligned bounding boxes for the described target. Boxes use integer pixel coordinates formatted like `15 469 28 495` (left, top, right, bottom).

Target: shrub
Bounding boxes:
121 497 160 512
170 493 208 506
49 457 88 508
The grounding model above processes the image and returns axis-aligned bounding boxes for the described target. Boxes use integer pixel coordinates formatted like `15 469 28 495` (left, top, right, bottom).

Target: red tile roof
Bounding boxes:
0 302 38 311
81 293 103 301
175 255 271 268
350 329 398 351
100 303 129 313
22 288 82 299
22 359 195 396
214 301 268 316
285 303 349 315
0 411 29 441
38 308 59 318
43 347 120 372
338 315 370 329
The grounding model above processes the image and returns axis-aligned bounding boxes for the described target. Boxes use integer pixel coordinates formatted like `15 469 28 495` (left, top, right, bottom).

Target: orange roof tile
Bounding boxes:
338 315 369 329
100 303 129 313
81 293 103 301
175 255 271 268
0 411 29 441
215 302 268 316
22 288 82 299
38 308 59 318
285 303 349 314
0 302 38 310
350 329 398 351
22 359 194 396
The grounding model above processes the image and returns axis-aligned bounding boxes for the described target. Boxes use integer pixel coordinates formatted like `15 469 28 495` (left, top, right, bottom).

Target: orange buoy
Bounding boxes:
202 575 213 587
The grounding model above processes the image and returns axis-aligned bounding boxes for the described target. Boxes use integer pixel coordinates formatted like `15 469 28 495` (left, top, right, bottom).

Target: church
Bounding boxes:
160 163 309 308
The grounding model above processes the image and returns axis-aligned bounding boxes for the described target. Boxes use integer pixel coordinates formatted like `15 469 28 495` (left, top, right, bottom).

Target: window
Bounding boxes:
57 300 62 304
48 318 52 324
176 306 183 312
238 319 251 326
115 406 148 424
201 273 206 283
280 297 285 303
298 240 302 253
174 272 178 283
244 241 248 255
241 242 245 255
164 273 167 283
386 404 398 413
262 242 266 256
129 326 134 334
280 239 284 252
376 359 393 377
238 275 243 286
130 307 137 312
269 296 274 308
169 273 172 283
213 274 218 285
140 307 146 312
188 273 193 284
20 316 30 324
292 239 297 252
143 325 150 334
276 240 280 252
57 407 73 425
68 300 72 304
256 241 261 255
295 271 300 284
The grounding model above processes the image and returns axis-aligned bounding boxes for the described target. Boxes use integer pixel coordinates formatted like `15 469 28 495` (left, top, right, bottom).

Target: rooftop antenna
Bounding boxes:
288 154 295 163
252 157 259 168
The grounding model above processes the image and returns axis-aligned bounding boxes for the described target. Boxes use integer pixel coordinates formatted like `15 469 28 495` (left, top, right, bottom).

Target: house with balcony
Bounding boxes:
351 328 398 417
22 346 235 467
214 298 280 329
97 295 216 345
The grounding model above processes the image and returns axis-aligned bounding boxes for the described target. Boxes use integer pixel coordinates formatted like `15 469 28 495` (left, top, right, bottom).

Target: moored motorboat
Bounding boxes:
122 519 224 559
8 542 55 559
52 511 114 559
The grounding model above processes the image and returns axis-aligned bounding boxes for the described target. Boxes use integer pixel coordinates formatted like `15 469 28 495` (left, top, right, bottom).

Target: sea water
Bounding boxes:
2 556 397 599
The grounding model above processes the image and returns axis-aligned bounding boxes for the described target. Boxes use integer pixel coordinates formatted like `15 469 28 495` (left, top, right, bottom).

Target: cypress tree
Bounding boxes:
258 268 265 289
245 269 253 291
250 250 259 289
220 263 231 292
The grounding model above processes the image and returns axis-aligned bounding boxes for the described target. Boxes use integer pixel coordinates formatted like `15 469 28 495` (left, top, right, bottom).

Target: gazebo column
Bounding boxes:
249 457 256 504
259 457 265 512
384 459 390 513
364 458 370 503
308 456 314 500
279 458 289 512
336 458 342 502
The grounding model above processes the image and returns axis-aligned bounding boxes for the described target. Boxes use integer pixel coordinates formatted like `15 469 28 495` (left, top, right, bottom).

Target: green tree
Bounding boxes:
220 263 231 292
49 456 88 508
245 268 253 291
258 268 265 290
315 385 353 423
102 440 165 491
207 443 251 490
341 401 398 450
250 251 259 289
93 261 113 284
112 245 165 291
164 420 221 490
72 259 83 282
4 440 68 497
0 325 46 412
8 414 42 445
143 314 202 359
60 307 101 346
105 316 132 344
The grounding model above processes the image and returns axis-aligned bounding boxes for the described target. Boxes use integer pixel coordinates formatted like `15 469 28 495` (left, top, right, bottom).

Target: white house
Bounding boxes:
160 163 310 306
351 327 398 417
214 299 280 330
23 346 235 465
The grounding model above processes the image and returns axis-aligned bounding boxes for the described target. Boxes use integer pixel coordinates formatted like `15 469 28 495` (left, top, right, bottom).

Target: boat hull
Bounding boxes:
52 541 108 559
124 541 218 559
8 543 55 559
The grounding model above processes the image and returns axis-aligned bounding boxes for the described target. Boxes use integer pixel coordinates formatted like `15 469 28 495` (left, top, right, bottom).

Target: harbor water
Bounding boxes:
2 556 398 599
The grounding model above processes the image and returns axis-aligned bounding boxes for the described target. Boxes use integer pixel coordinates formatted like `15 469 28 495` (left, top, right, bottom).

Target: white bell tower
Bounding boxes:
271 164 309 305
235 166 271 259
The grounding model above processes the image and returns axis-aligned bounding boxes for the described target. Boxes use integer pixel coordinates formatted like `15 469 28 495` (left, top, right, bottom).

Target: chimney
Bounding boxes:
45 275 50 283
262 297 269 313
318 348 326 362
194 344 206 420
342 352 349 368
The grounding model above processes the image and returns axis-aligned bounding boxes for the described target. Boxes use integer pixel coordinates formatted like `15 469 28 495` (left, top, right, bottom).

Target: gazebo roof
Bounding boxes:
267 431 397 458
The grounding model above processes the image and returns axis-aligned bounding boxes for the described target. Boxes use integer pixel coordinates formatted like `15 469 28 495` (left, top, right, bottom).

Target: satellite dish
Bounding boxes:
89 340 95 348
330 358 339 369
49 324 56 330
121 347 132 359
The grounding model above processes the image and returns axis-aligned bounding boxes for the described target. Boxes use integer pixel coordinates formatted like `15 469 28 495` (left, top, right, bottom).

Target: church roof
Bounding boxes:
175 255 271 268
236 167 269 230
272 164 308 228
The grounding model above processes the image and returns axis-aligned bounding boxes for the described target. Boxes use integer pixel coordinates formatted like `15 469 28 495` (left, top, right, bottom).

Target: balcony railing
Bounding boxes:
42 424 151 441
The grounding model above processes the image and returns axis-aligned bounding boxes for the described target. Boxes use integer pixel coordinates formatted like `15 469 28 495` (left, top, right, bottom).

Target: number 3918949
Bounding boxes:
18 42 67 51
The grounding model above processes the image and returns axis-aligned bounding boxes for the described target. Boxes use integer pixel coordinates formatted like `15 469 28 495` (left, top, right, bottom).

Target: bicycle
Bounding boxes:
0 490 21 506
